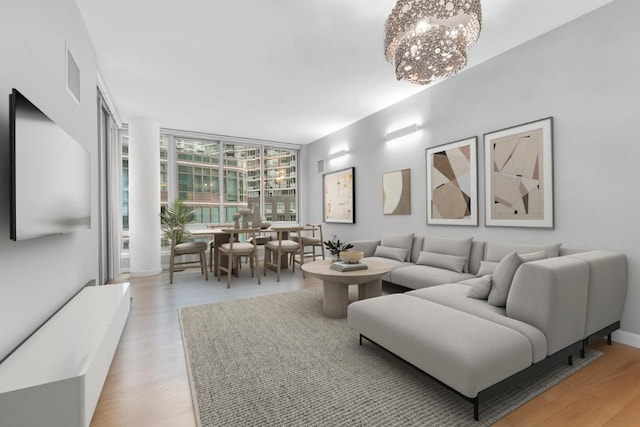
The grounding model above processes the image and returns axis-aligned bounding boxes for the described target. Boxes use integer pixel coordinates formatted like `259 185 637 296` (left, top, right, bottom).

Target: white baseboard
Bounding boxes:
129 268 163 277
612 330 640 349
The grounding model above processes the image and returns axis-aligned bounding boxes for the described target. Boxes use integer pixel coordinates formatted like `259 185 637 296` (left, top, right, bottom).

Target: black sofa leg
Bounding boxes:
473 398 479 421
580 341 586 358
607 333 612 345
359 334 363 346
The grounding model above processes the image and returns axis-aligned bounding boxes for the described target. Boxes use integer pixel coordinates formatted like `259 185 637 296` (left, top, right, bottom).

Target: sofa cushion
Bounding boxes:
465 275 493 299
488 253 523 307
410 235 425 264
476 261 498 276
361 256 413 282
373 245 409 262
423 236 473 272
484 241 561 262
479 251 546 278
381 232 414 261
416 251 467 273
519 250 547 262
407 284 547 363
391 265 474 290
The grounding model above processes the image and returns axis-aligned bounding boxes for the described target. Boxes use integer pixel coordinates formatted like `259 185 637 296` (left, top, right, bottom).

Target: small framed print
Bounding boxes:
426 137 478 226
323 167 355 223
383 169 411 215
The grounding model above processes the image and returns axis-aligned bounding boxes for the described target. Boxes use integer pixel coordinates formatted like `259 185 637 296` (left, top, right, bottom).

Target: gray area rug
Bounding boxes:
179 288 601 426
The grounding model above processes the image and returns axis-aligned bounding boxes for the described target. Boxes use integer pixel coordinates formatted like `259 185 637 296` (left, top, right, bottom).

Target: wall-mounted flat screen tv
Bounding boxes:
10 89 91 241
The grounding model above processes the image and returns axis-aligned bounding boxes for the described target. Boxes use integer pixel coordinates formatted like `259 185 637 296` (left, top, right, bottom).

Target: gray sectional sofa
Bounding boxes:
347 233 628 420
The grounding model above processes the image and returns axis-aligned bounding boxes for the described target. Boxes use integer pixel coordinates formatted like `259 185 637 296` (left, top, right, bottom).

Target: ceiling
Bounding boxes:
76 0 614 145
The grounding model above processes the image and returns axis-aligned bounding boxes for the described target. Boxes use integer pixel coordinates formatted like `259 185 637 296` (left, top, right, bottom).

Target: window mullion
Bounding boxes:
167 135 177 202
218 140 225 223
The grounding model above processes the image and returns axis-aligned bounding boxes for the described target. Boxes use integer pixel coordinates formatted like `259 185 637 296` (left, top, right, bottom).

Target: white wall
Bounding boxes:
0 0 99 361
306 0 640 339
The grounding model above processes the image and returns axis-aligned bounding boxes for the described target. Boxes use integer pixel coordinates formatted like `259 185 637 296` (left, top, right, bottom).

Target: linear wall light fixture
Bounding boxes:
327 148 349 160
385 123 419 141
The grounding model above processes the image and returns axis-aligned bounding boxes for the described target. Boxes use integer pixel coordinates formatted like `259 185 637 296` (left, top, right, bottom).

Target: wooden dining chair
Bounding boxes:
169 227 208 284
217 228 261 288
291 223 325 268
264 226 304 282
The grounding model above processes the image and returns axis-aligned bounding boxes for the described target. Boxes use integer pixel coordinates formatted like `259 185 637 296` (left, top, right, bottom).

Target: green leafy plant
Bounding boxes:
160 199 197 245
323 237 354 258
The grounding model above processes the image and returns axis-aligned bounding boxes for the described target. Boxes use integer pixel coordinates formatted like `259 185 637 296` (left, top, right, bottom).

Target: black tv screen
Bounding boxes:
10 89 91 241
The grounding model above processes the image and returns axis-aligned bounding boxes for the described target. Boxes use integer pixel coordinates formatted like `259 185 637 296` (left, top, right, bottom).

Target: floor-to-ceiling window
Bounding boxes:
119 129 299 255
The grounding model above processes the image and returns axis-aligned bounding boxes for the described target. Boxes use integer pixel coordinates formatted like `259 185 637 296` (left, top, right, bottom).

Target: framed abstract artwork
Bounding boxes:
484 117 554 228
426 137 478 226
323 167 355 223
383 169 411 215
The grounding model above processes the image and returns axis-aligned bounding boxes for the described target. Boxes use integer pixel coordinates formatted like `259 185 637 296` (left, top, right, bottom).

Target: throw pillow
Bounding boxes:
476 261 499 276
416 251 466 273
519 250 547 262
484 241 561 262
373 245 409 262
488 252 523 307
381 232 414 261
423 236 473 272
465 275 493 300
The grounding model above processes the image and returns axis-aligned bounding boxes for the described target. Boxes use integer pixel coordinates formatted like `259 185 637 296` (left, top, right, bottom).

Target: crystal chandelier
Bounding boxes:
384 0 482 85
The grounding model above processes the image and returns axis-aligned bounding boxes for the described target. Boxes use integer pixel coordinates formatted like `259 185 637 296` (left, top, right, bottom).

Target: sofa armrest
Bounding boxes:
350 240 381 257
565 250 628 337
507 257 589 355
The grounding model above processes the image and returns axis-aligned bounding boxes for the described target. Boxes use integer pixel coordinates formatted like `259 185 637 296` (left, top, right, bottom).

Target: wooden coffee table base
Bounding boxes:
301 260 392 318
322 278 382 318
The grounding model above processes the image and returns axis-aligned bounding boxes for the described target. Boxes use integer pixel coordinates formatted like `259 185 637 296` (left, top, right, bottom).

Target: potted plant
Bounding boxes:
160 199 197 245
323 237 354 262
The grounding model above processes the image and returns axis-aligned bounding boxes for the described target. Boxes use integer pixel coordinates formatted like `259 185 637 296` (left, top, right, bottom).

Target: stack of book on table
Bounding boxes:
330 261 368 272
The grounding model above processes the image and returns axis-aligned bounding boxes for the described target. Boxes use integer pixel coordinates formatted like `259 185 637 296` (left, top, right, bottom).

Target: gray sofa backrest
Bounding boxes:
507 256 589 355
565 251 628 338
350 240 380 258
484 240 562 262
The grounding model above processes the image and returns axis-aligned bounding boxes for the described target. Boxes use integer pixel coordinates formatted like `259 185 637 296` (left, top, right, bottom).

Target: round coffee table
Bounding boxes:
301 260 392 318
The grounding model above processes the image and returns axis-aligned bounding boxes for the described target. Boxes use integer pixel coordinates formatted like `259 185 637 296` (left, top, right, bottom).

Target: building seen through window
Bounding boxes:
120 130 298 251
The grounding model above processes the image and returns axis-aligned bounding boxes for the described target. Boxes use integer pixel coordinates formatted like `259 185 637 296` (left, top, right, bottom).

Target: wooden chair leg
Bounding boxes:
209 245 214 272
217 250 222 281
276 251 282 282
264 248 270 276
169 253 175 284
255 253 261 284
249 252 260 285
202 251 208 281
299 246 305 278
226 253 233 289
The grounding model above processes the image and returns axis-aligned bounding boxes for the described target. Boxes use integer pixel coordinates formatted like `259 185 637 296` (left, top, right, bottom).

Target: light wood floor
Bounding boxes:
91 268 640 426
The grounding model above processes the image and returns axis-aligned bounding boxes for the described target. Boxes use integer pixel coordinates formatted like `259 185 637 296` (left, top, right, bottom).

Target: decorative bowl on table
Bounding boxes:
260 221 272 229
339 250 364 264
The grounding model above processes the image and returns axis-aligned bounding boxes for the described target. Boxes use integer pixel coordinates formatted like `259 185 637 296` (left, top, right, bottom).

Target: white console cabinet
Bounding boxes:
0 283 130 427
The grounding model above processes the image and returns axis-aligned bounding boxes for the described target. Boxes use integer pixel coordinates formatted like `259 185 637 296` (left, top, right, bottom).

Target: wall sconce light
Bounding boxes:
385 123 420 141
327 148 349 160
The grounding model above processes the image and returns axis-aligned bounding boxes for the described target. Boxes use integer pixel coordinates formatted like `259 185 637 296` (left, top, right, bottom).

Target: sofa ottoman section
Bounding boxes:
348 294 534 418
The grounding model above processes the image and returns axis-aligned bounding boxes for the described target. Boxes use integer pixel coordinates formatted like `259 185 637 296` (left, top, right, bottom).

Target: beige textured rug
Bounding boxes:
179 288 600 426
